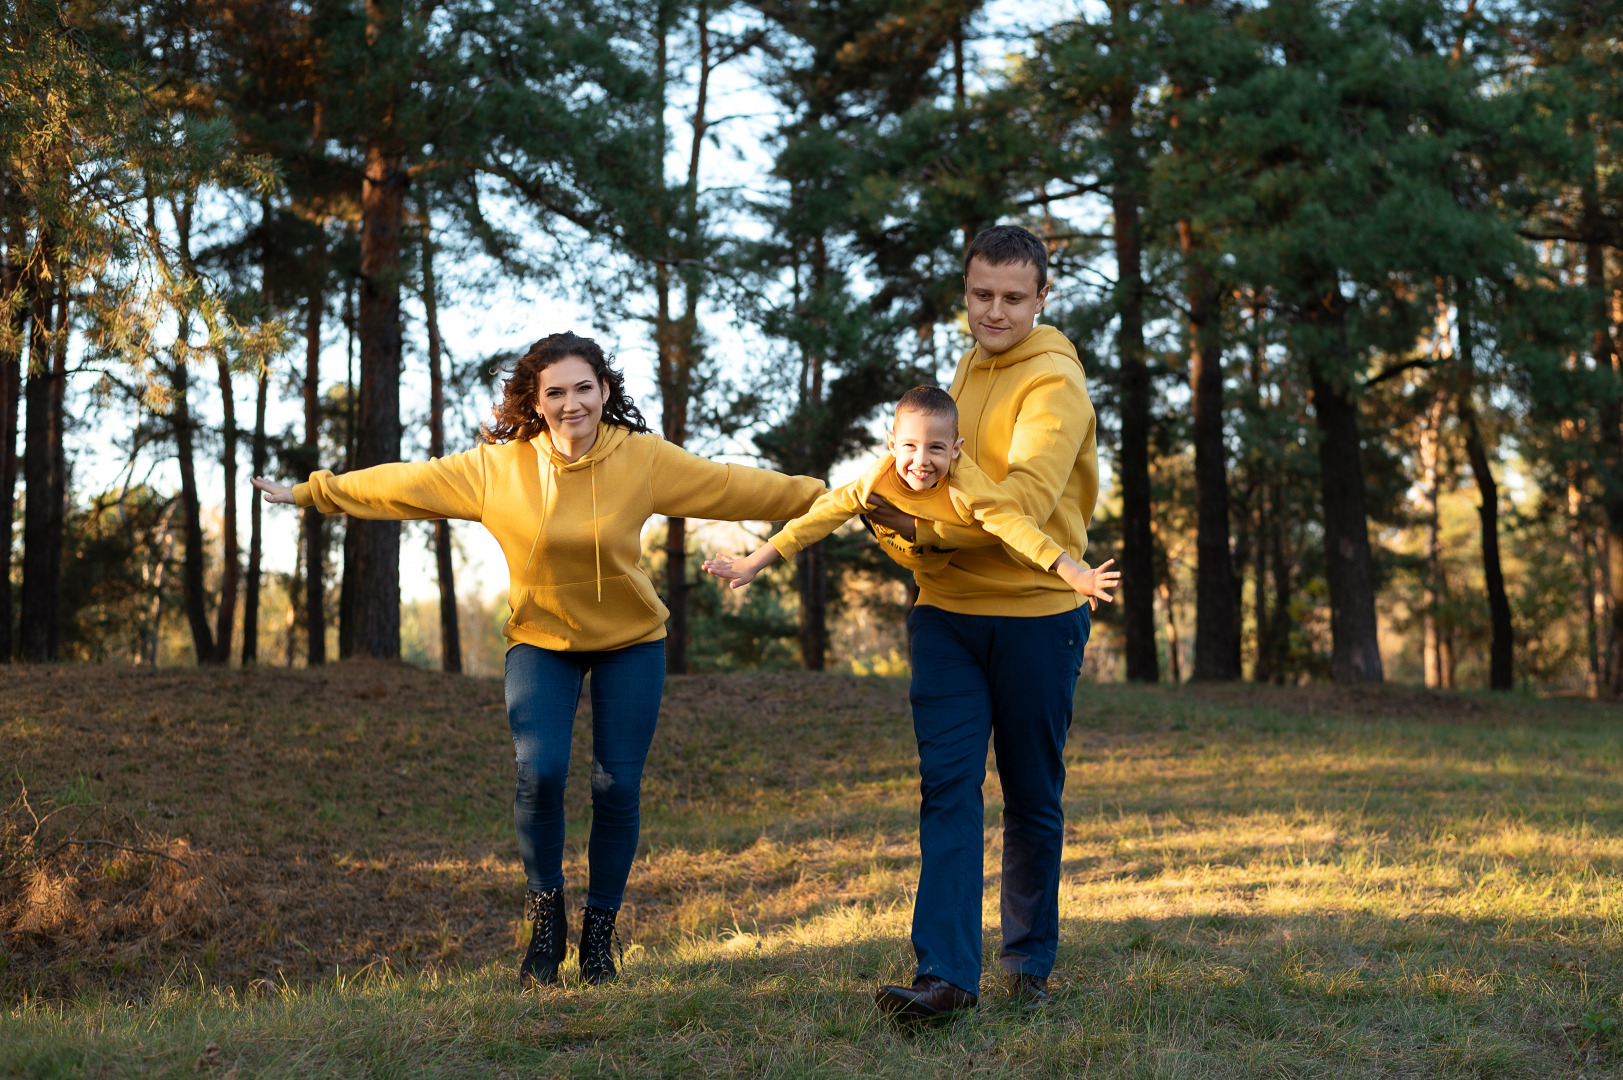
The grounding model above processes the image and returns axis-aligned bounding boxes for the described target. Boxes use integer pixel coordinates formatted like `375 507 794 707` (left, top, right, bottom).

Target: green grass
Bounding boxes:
3 668 1623 1077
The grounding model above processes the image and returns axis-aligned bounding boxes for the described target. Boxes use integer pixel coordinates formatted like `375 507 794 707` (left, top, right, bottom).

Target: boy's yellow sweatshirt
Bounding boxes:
294 423 824 652
767 452 1064 573
875 324 1098 616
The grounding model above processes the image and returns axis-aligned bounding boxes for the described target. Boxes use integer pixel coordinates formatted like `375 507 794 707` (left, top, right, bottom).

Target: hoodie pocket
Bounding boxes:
505 575 668 651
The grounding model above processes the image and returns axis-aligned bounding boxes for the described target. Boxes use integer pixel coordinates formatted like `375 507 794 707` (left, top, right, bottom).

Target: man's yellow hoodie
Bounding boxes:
294 424 825 652
876 324 1098 616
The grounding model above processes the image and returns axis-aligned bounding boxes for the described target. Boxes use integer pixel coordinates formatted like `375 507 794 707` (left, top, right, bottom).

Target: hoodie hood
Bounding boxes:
537 421 634 471
969 323 1080 371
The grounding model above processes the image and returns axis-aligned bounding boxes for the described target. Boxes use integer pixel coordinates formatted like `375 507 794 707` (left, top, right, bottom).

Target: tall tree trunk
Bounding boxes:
165 197 216 665
1183 230 1238 680
170 354 215 662
1108 15 1157 682
797 235 830 671
1588 268 1623 694
1308 316 1383 684
304 268 326 666
1267 481 1293 682
421 197 460 674
0 206 25 662
798 541 827 671
242 364 268 664
213 357 240 664
45 281 67 660
350 133 407 659
19 240 61 662
1158 574 1182 684
1419 389 1446 688
655 0 714 677
1455 305 1512 690
1170 0 1237 681
1569 472 1600 697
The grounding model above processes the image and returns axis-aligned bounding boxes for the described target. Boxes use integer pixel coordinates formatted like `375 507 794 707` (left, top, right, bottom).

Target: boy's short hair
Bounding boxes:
962 225 1048 293
896 385 958 428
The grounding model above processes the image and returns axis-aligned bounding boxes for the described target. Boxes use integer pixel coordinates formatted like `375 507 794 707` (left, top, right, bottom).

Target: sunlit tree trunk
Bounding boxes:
1569 472 1601 697
1419 390 1446 688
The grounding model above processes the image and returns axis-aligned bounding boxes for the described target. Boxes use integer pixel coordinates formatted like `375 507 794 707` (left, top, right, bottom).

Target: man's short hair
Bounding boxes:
896 385 958 427
962 225 1048 293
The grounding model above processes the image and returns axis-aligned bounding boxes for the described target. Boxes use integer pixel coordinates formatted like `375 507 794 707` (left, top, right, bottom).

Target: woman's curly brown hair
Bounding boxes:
480 331 652 444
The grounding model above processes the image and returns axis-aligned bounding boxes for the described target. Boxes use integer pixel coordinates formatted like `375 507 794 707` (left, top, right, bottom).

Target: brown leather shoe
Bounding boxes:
874 975 978 1023
1006 973 1051 1010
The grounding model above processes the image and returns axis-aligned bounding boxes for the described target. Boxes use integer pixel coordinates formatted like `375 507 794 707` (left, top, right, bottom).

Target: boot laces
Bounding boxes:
526 887 561 958
581 907 623 972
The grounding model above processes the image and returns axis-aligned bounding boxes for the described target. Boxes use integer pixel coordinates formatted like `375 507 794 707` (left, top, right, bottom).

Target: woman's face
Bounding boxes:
535 356 605 441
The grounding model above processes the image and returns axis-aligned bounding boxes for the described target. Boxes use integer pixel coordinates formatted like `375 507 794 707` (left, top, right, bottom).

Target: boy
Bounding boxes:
701 386 1118 605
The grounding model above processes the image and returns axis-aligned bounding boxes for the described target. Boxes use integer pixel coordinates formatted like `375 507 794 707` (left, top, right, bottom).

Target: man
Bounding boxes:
866 224 1099 1021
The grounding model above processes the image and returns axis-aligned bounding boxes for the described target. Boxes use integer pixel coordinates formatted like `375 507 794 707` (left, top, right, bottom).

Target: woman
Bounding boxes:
252 331 824 988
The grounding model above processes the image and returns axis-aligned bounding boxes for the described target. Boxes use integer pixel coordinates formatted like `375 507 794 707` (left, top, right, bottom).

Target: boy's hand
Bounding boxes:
1054 556 1119 611
703 545 782 590
701 554 759 589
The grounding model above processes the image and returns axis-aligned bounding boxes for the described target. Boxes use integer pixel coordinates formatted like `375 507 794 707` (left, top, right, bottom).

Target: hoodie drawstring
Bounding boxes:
590 460 601 602
524 443 552 572
973 354 1000 465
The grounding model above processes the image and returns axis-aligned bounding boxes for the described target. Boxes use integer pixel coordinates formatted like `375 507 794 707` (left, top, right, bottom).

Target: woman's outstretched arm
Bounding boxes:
647 440 825 522
256 450 489 522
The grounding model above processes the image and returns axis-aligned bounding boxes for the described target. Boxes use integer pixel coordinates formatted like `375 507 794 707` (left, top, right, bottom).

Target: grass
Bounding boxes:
2 664 1622 1077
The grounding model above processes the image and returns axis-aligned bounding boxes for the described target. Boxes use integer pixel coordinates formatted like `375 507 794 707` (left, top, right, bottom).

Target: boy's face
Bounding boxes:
963 256 1048 356
887 409 963 492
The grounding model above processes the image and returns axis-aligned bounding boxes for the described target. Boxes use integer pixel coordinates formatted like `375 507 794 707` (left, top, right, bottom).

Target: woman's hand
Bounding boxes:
251 476 296 505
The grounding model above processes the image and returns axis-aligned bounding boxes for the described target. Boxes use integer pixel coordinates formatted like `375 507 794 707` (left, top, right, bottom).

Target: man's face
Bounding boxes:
887 409 962 492
963 256 1047 356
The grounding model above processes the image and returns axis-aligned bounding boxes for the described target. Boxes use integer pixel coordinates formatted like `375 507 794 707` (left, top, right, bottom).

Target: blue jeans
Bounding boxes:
906 603 1090 994
504 640 665 910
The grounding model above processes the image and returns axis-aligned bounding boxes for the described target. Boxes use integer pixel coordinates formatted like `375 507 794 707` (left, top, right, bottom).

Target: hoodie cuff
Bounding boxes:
768 530 805 561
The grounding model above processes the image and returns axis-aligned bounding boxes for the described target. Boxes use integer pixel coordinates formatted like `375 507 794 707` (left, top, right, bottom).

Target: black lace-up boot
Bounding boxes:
519 887 567 989
578 905 622 985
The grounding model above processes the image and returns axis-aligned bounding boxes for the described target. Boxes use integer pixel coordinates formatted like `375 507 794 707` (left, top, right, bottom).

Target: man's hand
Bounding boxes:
864 493 917 541
251 476 296 505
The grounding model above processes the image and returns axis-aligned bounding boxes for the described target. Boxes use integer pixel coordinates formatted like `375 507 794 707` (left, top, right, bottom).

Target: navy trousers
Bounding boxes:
504 640 665 910
906 603 1090 994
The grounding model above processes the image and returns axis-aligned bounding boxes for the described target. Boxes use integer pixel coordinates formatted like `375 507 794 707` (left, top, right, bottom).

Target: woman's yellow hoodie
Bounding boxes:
294 424 825 652
875 324 1098 616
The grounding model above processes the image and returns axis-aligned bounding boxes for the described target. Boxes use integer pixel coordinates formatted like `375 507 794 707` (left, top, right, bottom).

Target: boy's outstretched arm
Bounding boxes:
702 544 783 589
1052 555 1119 611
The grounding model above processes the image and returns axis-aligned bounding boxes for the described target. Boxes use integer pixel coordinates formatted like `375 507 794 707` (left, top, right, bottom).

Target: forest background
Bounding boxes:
3 0 1620 694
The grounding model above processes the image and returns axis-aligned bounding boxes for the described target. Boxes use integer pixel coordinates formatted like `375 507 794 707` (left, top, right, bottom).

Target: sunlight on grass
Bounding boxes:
3 669 1622 1077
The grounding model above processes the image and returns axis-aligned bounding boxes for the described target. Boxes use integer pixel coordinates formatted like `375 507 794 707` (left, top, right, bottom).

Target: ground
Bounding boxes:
1 664 1620 1078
